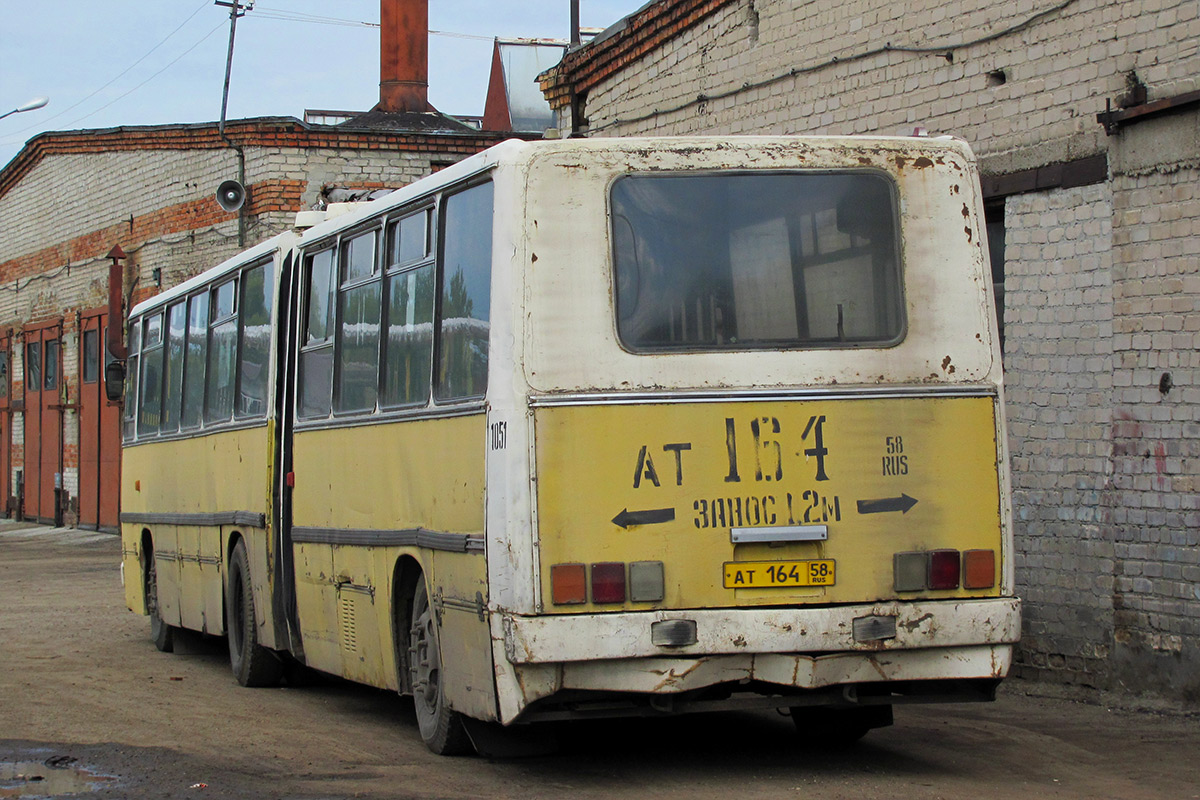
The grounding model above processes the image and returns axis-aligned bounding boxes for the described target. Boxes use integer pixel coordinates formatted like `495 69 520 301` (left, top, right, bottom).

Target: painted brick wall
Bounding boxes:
567 0 1197 174
0 130 491 527
1003 183 1115 684
1107 163 1200 697
547 0 1200 701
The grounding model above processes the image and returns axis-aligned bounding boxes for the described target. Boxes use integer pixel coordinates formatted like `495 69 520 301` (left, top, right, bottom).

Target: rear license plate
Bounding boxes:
723 560 835 589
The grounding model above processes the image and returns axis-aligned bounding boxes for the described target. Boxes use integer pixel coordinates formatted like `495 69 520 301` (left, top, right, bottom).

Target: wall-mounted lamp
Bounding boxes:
151 268 162 288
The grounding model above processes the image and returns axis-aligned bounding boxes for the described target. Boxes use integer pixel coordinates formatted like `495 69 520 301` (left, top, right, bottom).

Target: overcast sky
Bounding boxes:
0 0 648 169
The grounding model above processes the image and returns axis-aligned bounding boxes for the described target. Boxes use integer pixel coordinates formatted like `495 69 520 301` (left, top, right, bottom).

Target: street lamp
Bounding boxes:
0 96 49 121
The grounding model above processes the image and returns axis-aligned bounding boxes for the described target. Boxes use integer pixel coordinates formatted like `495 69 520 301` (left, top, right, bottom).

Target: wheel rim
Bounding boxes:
144 552 158 617
410 585 441 722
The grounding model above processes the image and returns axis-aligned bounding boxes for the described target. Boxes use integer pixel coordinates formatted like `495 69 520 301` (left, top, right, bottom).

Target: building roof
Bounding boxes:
483 38 568 133
539 0 734 110
0 115 526 201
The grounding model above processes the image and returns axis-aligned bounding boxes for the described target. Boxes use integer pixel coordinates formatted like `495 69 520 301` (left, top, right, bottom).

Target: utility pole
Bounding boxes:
215 0 253 246
215 0 253 137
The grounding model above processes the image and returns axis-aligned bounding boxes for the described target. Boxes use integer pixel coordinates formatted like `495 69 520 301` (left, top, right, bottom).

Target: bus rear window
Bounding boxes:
611 172 904 351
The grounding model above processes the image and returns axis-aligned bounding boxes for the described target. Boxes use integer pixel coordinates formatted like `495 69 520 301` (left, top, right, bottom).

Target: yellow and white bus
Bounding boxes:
119 136 1020 754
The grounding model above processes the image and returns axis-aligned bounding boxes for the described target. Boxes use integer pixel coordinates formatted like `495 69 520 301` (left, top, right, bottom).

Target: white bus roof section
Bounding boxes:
129 231 295 319
507 135 1000 392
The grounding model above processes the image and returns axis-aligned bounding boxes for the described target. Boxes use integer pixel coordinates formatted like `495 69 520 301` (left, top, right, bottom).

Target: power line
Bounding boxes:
0 0 213 141
56 20 228 133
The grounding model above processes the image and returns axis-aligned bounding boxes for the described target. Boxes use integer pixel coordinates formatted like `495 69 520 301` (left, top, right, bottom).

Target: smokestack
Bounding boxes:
379 0 429 112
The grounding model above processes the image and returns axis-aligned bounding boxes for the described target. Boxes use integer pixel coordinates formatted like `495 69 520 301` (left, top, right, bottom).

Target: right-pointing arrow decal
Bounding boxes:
856 494 918 515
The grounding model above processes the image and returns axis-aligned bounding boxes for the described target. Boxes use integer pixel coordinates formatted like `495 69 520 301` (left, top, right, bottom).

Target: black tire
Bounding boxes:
409 577 472 755
143 544 175 653
226 539 282 687
792 705 893 748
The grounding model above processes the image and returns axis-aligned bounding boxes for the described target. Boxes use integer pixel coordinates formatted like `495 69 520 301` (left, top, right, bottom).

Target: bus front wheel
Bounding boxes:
226 539 282 687
409 578 472 755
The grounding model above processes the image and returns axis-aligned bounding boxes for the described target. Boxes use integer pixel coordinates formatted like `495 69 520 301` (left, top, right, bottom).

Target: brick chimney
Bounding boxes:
379 0 430 112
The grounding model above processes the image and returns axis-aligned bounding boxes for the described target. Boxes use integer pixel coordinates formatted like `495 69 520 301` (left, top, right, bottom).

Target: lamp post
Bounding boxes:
0 96 49 121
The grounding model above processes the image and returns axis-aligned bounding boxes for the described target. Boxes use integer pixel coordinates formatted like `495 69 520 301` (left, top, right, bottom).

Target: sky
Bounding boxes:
0 0 649 169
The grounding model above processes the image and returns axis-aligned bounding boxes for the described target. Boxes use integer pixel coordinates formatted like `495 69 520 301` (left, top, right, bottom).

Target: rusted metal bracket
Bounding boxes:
1097 89 1200 135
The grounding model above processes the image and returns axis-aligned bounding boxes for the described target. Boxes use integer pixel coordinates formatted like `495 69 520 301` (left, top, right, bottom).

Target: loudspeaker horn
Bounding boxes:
216 179 247 212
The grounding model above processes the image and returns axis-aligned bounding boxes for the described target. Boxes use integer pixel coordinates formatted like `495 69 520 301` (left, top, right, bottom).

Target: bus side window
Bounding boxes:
237 260 274 418
139 313 164 436
123 319 140 441
162 301 186 433
205 279 238 423
335 231 381 414
435 182 493 402
382 209 434 408
299 248 335 418
181 292 208 429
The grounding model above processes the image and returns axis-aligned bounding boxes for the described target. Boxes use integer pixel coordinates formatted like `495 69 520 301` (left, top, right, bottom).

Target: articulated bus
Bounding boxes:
119 135 1020 754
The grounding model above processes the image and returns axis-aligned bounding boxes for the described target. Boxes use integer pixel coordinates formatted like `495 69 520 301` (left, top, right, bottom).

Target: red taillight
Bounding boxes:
928 549 961 590
590 562 626 604
551 563 586 605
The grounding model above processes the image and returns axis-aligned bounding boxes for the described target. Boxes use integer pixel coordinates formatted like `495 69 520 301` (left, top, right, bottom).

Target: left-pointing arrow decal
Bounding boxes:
612 507 676 528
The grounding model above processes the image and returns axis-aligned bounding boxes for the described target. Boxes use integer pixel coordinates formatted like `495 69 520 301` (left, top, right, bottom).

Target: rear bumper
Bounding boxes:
502 597 1020 664
491 598 1020 722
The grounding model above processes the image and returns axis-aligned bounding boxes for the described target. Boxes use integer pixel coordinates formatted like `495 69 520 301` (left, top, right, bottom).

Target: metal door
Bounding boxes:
0 332 11 517
78 311 122 531
22 323 62 525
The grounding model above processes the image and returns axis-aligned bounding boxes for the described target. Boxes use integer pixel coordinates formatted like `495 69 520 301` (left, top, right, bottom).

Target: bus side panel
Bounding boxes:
120 429 274 643
291 415 492 716
428 548 495 721
293 541 339 675
154 527 183 629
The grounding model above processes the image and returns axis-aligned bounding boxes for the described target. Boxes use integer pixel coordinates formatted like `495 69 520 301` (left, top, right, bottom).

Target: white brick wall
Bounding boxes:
0 136 477 527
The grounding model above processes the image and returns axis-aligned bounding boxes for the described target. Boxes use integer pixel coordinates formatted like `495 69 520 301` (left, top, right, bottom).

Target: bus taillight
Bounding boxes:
893 549 997 592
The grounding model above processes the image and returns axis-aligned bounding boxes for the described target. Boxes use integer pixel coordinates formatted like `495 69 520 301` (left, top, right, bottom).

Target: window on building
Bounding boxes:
43 340 59 391
435 182 493 401
82 329 99 384
25 342 41 394
984 199 1006 355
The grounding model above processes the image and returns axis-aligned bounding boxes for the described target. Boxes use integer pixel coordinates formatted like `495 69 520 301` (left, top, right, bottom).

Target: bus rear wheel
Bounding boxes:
143 545 175 653
409 578 471 755
226 539 282 687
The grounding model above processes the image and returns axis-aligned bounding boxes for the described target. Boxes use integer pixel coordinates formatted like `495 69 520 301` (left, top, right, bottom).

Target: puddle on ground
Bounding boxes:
0 759 116 798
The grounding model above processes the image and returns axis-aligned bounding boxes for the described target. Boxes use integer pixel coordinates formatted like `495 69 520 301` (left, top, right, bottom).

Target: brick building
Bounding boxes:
0 115 512 531
0 0 520 532
541 0 1200 701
